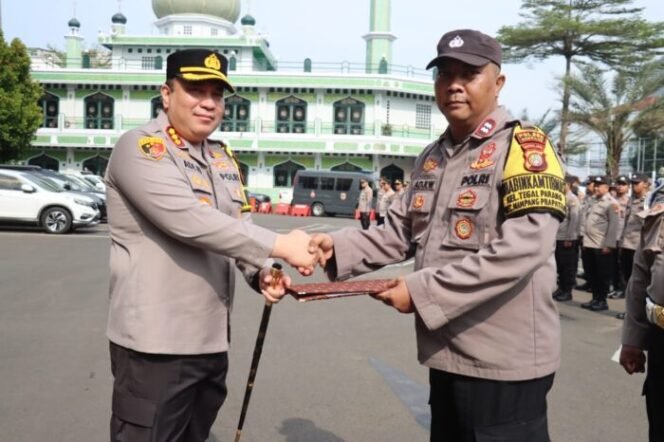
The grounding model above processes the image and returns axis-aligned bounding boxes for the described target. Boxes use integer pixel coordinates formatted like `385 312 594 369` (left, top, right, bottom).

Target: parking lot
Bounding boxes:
0 214 649 441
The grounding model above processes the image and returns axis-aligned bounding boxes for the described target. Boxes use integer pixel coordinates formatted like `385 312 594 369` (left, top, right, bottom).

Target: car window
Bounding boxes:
0 173 22 190
335 178 353 192
300 176 319 190
320 177 335 191
23 174 63 192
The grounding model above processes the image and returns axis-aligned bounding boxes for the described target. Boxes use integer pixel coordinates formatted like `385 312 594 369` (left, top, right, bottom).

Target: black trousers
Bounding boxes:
620 248 636 284
580 245 593 285
555 240 578 292
376 215 385 226
645 327 664 442
359 212 371 230
109 342 228 442
584 247 614 302
429 369 554 442
613 243 625 290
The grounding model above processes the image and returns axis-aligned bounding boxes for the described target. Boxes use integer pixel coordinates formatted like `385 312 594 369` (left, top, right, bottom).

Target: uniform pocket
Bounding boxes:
409 192 435 243
112 390 156 428
442 187 490 251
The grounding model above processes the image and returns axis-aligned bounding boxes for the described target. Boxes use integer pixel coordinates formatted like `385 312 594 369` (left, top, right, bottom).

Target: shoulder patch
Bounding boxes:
501 125 565 221
138 137 166 161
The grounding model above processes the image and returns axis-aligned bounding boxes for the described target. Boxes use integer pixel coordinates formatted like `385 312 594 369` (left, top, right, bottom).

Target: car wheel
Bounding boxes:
41 207 72 234
311 202 325 217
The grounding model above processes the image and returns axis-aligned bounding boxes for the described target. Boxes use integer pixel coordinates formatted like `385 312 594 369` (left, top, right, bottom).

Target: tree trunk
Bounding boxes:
559 55 572 156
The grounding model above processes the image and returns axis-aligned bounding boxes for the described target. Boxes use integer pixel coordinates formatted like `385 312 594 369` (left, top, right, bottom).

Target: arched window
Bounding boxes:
331 162 362 172
84 93 114 129
82 155 109 176
28 154 59 171
39 93 59 128
151 96 163 118
273 160 304 187
275 96 307 134
229 56 237 71
333 98 364 135
222 95 250 132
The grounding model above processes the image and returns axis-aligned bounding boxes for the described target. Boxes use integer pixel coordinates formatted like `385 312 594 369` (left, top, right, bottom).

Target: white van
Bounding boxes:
0 170 100 234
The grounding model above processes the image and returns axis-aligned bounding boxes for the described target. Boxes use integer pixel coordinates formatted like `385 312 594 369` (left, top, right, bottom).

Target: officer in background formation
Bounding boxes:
394 179 405 197
357 177 373 230
609 175 631 297
311 29 565 441
553 175 581 302
581 175 620 311
105 49 313 441
614 173 650 319
376 177 395 226
576 177 596 292
620 176 664 442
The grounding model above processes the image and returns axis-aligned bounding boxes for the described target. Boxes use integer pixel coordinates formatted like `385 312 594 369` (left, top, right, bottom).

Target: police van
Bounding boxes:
291 170 376 217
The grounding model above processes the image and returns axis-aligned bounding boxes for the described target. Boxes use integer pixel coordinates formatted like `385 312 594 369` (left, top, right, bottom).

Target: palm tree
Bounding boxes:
566 60 663 176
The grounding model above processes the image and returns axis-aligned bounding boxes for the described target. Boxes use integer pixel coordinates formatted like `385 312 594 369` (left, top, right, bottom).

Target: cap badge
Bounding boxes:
204 53 221 71
449 36 464 48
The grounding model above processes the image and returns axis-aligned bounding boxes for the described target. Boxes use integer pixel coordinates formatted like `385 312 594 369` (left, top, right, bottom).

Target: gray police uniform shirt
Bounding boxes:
582 193 620 249
357 186 373 213
620 196 646 251
105 111 277 355
556 190 580 241
578 192 596 238
615 193 630 243
378 188 396 216
327 107 565 381
622 194 664 348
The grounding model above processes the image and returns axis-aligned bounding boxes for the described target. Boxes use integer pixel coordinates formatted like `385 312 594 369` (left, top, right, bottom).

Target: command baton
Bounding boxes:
234 263 282 442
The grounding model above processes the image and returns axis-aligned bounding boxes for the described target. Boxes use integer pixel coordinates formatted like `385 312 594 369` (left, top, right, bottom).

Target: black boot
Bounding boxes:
581 299 595 309
590 300 608 311
554 291 572 302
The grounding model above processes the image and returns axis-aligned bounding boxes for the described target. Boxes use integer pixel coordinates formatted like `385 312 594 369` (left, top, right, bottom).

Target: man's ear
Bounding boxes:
160 83 172 111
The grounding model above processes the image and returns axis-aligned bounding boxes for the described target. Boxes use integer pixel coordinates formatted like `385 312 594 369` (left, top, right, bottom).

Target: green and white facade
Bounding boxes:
25 0 445 198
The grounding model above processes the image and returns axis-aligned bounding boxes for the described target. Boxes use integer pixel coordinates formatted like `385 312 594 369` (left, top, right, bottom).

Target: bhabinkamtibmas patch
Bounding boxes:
501 125 565 220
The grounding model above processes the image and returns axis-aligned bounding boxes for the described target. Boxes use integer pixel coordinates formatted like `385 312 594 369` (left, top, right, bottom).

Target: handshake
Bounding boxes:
260 229 414 313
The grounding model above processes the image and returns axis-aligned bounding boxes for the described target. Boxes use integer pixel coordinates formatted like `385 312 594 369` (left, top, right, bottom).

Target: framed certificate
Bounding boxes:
287 279 393 302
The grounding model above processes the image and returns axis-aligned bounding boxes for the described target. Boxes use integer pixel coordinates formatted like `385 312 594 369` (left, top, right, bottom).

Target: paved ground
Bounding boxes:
0 215 649 441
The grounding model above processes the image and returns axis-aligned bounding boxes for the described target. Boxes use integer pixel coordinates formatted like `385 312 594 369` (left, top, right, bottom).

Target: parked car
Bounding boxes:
0 169 100 233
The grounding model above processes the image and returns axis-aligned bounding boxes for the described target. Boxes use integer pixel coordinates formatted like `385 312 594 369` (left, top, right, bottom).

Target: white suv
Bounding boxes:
0 170 100 234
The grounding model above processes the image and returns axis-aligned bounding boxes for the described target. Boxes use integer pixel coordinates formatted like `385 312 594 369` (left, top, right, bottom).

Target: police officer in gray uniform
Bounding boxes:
609 175 631 297
576 177 596 291
357 177 373 230
581 175 620 311
105 49 314 441
620 181 664 441
311 29 565 442
554 176 581 302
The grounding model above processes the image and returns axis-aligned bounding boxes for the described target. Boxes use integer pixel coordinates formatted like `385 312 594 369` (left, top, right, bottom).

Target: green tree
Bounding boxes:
497 0 664 155
565 60 663 176
0 30 43 163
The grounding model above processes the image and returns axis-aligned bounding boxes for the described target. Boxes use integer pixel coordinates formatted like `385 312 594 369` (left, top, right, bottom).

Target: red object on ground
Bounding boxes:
258 202 272 214
274 203 291 215
355 209 376 220
290 204 311 217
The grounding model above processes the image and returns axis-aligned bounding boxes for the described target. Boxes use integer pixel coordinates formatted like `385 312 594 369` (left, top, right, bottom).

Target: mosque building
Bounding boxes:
25 0 443 198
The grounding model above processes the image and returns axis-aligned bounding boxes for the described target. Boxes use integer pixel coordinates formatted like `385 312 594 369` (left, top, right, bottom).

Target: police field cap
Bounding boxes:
615 175 629 184
426 29 502 70
630 172 649 183
166 49 235 93
593 175 609 185
394 179 403 185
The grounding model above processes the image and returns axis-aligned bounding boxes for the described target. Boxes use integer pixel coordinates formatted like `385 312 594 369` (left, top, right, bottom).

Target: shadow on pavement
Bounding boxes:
278 417 346 442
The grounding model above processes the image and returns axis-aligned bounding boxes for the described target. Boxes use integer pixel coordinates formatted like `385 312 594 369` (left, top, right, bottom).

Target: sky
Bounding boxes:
2 0 663 121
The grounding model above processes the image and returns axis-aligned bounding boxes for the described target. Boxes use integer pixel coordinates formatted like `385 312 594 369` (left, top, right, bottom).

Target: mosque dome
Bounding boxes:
240 14 256 26
112 13 127 24
68 17 81 28
151 0 241 23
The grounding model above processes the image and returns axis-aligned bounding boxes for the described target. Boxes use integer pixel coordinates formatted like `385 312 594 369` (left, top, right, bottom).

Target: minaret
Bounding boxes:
65 14 83 68
111 0 127 35
363 0 396 74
